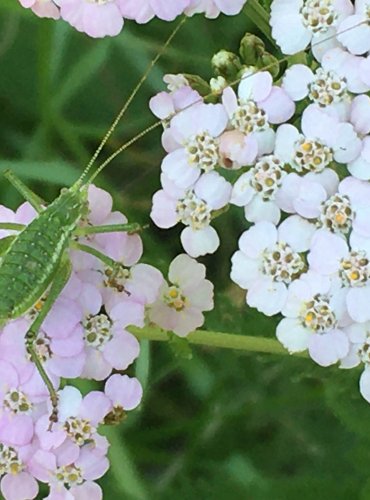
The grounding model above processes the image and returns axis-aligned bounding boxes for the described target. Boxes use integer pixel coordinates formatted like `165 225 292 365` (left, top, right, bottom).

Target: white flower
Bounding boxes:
231 218 316 316
276 271 349 366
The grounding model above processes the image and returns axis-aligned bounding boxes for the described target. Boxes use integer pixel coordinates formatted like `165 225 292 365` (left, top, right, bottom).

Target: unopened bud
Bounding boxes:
260 52 280 78
182 73 211 96
212 50 242 80
239 33 265 65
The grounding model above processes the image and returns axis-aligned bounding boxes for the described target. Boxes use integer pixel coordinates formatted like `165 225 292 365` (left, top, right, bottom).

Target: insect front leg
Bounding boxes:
25 257 72 427
75 222 146 237
3 170 44 213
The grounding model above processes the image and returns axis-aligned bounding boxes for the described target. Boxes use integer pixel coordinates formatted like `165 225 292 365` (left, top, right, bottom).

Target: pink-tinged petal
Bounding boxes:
282 64 314 100
1 472 38 500
88 185 113 224
105 374 143 410
43 297 82 339
276 318 310 352
346 286 370 322
28 449 57 482
15 202 37 225
278 215 316 252
0 414 33 446
78 284 102 316
45 484 73 500
271 13 311 55
51 326 84 357
109 300 145 328
55 439 80 467
148 301 178 331
80 391 112 425
70 482 103 500
21 367 58 401
187 279 214 311
222 87 238 117
31 0 60 19
168 254 205 289
0 360 19 397
150 189 178 229
214 0 246 15
47 352 86 379
180 226 220 257
259 87 295 124
149 92 175 119
81 348 112 381
339 172 370 204
162 149 200 190
255 128 276 156
126 264 164 305
230 251 260 289
348 142 370 180
308 330 348 367
103 331 140 370
173 307 204 337
194 172 232 209
359 368 370 403
238 222 277 258
281 279 312 318
275 173 301 213
306 168 339 197
35 414 66 451
117 0 153 22
77 446 109 481
238 70 272 103
247 277 287 316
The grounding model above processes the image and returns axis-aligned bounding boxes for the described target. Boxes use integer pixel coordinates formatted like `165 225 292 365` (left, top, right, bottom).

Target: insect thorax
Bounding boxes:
0 187 87 320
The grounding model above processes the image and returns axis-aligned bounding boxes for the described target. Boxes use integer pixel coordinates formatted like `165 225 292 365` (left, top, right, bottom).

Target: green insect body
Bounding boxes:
0 185 88 321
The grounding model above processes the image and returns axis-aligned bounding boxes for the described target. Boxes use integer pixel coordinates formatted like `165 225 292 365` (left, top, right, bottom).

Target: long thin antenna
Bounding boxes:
75 16 187 188
87 18 369 184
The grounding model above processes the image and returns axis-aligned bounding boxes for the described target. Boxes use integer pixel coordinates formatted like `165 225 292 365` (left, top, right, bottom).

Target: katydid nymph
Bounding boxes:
0 19 185 426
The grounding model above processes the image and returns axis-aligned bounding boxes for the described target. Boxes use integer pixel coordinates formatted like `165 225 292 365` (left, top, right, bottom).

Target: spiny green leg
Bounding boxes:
71 241 121 269
75 222 146 237
25 257 72 427
3 170 44 213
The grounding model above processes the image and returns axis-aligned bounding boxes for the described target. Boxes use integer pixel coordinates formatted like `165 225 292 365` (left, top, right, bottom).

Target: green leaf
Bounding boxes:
0 235 16 256
135 340 151 391
244 0 274 44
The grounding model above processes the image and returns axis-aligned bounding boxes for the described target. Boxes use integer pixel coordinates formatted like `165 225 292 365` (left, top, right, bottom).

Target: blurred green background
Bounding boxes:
0 1 370 499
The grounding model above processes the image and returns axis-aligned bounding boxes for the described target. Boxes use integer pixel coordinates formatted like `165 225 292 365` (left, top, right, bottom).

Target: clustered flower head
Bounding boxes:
149 5 370 406
18 0 248 38
0 185 214 499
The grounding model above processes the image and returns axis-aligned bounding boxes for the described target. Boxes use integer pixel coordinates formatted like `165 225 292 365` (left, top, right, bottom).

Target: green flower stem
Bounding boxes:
129 326 309 358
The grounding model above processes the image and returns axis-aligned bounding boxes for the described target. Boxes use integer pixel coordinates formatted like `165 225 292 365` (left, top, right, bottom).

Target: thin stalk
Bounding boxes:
129 326 308 358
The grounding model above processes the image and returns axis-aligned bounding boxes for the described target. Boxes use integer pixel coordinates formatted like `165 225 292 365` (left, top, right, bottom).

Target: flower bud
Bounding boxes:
239 33 265 65
182 73 211 96
260 52 280 78
211 50 242 80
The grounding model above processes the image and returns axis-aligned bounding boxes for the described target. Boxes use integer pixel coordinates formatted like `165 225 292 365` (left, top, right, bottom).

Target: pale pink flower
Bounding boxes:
148 254 214 336
151 172 232 258
18 0 60 19
55 0 124 38
105 374 143 411
160 102 228 189
119 0 190 23
186 0 247 18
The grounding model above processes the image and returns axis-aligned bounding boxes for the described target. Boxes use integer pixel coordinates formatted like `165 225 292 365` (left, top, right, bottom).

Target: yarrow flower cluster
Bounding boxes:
18 0 248 38
149 13 370 407
0 185 214 499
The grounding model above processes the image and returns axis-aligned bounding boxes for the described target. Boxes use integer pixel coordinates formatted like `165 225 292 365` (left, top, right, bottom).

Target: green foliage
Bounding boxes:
0 3 369 499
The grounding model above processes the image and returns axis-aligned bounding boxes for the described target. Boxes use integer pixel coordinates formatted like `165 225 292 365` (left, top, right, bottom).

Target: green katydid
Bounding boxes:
0 19 185 424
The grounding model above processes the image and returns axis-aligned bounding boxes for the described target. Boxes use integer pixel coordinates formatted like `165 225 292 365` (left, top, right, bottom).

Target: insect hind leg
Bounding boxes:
25 257 72 427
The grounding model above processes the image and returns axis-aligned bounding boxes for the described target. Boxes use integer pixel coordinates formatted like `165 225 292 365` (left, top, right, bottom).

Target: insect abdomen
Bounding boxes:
0 188 86 320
